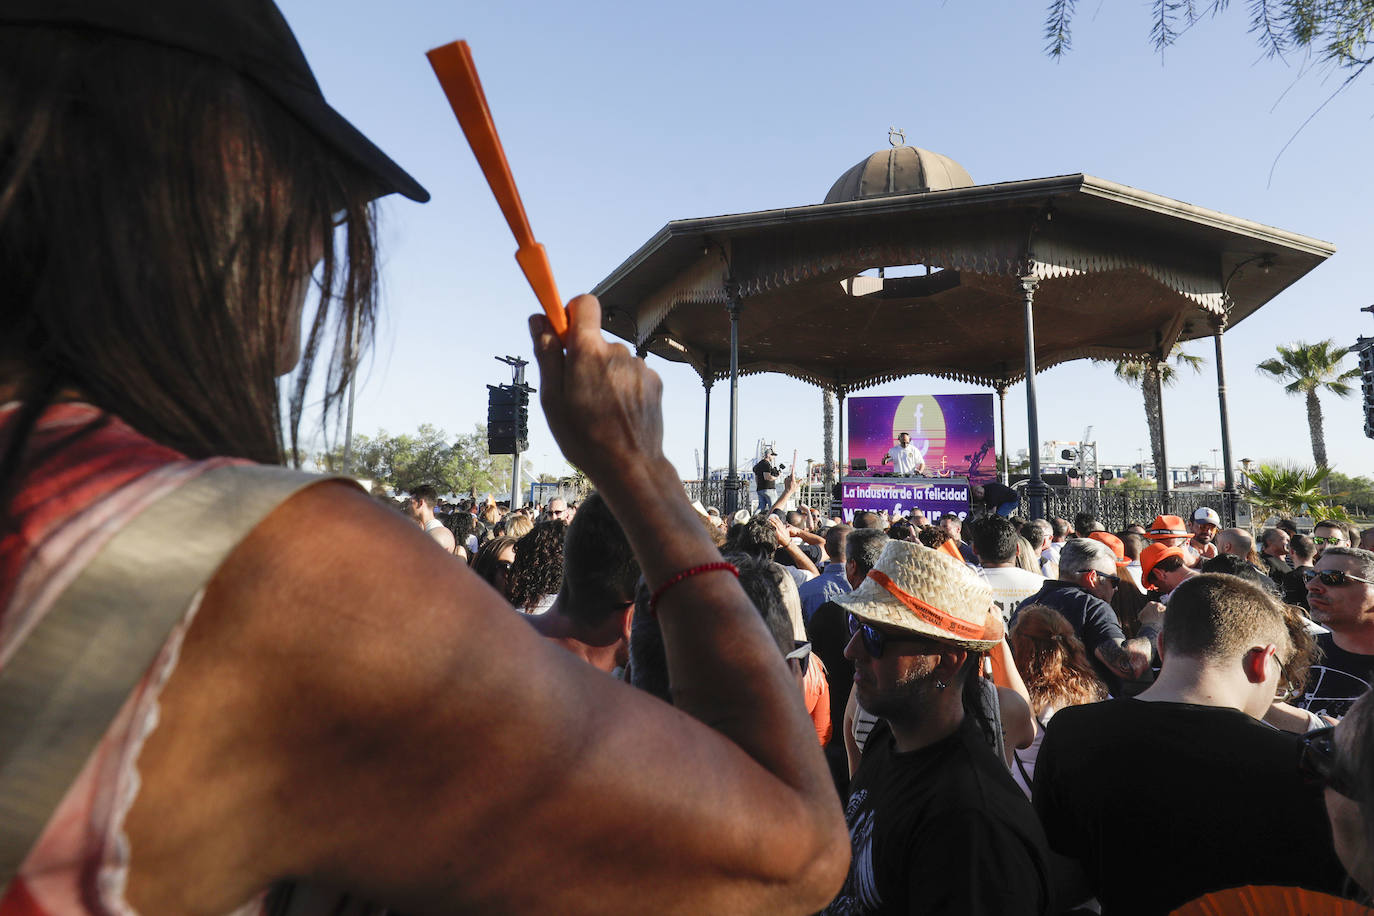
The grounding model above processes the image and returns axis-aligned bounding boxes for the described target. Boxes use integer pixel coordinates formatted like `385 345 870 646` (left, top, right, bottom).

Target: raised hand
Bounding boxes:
529 295 664 488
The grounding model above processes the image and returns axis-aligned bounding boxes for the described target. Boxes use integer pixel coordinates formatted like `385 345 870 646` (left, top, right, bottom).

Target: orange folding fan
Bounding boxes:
427 41 568 339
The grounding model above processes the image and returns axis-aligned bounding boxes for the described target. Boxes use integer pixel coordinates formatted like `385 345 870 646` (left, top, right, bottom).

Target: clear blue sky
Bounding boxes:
281 0 1373 484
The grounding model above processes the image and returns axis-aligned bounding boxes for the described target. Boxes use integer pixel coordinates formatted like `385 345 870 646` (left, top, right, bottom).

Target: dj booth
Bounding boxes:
838 475 971 523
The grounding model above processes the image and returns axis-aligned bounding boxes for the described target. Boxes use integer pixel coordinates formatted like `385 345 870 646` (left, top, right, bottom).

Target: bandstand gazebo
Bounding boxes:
592 143 1335 518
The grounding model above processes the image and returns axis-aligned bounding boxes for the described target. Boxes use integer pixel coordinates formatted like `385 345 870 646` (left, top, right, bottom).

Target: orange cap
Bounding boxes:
1146 515 1188 540
1087 531 1125 560
1140 543 1186 588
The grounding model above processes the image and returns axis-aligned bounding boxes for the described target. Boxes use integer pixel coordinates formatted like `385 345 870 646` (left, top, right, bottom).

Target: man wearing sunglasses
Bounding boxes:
821 541 1051 916
1313 520 1350 558
1298 545 1374 719
1015 539 1155 695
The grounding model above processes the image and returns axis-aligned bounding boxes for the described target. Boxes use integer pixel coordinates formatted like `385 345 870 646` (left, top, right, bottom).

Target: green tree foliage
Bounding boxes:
317 424 532 496
1326 470 1374 512
1256 340 1358 468
1104 470 1156 492
1243 463 1344 518
1044 0 1374 73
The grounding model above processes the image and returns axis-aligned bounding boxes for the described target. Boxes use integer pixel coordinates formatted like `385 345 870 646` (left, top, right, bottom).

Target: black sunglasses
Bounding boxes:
847 613 927 659
1303 568 1374 588
1095 571 1121 587
1299 726 1360 800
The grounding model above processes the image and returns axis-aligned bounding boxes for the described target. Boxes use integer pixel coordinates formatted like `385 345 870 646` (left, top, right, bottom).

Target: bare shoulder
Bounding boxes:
427 522 457 552
124 480 558 906
126 480 845 913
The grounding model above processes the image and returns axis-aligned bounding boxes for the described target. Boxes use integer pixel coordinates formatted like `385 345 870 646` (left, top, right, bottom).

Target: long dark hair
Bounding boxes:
0 26 379 498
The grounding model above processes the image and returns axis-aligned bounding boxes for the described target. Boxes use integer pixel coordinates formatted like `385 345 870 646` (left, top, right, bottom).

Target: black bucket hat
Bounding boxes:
1 0 429 203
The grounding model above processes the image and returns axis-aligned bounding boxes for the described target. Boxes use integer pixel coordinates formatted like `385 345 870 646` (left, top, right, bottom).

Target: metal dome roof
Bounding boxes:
824 145 974 203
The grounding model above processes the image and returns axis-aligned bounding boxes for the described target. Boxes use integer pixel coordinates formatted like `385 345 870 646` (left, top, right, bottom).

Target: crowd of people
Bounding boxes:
390 465 1374 914
4 1 1374 914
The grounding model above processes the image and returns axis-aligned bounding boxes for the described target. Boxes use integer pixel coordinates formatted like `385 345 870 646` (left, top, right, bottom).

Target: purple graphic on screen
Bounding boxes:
847 394 995 485
840 480 972 522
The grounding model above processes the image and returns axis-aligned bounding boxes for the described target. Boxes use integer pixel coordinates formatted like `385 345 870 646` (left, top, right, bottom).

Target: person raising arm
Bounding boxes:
117 298 850 915
0 8 847 911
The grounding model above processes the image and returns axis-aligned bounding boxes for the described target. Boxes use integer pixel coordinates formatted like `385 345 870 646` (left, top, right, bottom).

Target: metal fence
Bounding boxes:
683 479 832 515
1026 487 1238 530
681 479 1249 529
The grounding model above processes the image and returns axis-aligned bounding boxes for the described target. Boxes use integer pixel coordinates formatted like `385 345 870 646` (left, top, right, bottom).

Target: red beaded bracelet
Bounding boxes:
648 561 739 615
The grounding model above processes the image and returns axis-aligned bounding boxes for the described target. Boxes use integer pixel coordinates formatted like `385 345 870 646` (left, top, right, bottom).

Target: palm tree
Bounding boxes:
1106 350 1205 486
1243 463 1331 519
1256 340 1359 468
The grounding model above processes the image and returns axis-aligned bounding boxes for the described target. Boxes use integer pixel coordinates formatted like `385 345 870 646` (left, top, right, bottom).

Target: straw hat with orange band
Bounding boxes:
832 540 1004 652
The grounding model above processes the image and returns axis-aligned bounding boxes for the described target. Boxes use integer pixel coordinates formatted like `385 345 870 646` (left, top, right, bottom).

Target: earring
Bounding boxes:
935 680 947 690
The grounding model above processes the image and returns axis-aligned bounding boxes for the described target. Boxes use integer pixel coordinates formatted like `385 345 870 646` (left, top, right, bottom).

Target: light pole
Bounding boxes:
496 355 529 508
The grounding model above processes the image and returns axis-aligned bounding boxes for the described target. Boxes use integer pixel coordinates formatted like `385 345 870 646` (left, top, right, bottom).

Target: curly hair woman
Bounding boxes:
506 519 567 614
1008 604 1108 796
443 511 482 561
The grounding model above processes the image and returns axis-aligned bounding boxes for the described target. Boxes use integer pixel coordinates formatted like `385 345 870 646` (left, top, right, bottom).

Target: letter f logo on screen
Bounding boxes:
892 395 943 460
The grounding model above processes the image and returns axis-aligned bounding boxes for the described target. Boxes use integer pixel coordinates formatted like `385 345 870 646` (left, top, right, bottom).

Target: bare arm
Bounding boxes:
997 687 1036 765
769 472 800 513
124 295 848 915
989 639 1036 756
1264 701 1323 734
769 515 820 577
1094 638 1152 681
843 683 863 777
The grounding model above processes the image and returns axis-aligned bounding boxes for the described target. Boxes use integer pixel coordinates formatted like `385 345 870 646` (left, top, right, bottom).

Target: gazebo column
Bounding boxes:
1020 277 1047 520
1211 314 1238 524
838 389 847 475
702 371 712 497
995 381 1009 485
724 284 743 514
1150 350 1171 508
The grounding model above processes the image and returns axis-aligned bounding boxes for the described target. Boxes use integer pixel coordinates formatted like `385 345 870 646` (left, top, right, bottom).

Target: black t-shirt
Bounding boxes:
753 458 779 491
1298 632 1374 719
1262 553 1292 585
823 718 1051 916
1014 582 1127 694
1034 698 1346 916
1282 566 1311 608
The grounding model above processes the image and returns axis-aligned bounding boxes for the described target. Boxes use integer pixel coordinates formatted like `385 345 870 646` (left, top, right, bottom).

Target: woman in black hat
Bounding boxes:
0 5 847 913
